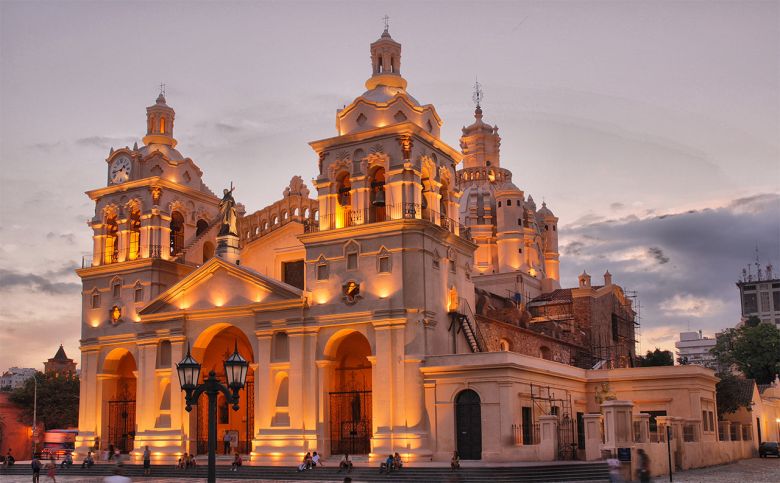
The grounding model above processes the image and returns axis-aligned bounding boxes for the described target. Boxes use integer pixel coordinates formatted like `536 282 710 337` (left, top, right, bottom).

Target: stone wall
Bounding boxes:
477 315 583 364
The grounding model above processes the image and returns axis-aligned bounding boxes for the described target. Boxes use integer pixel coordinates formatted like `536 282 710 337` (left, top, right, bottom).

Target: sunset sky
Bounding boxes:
1 0 778 370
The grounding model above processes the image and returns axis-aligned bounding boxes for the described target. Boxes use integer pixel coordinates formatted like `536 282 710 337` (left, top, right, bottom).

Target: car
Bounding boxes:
758 441 779 458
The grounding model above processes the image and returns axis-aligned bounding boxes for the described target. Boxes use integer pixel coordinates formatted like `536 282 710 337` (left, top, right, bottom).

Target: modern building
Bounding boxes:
71 26 777 473
0 367 36 390
675 331 717 369
44 344 78 377
736 261 779 326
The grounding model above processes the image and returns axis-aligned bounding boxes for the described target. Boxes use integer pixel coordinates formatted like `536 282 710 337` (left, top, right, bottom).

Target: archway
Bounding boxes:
102 349 137 453
192 324 254 455
455 389 482 460
327 331 372 455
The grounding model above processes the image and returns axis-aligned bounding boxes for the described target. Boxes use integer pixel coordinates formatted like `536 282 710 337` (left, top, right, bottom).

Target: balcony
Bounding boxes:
304 202 472 241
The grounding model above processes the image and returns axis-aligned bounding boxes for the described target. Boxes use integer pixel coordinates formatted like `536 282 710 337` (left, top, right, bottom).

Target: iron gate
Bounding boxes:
329 390 372 455
557 413 577 460
107 400 135 453
196 380 254 455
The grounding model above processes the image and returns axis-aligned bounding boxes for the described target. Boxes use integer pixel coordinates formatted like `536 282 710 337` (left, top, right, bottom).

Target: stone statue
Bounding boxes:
219 184 238 236
595 382 617 405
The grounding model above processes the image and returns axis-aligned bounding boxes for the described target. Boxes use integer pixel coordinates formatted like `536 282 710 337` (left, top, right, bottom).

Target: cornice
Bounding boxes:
85 176 219 205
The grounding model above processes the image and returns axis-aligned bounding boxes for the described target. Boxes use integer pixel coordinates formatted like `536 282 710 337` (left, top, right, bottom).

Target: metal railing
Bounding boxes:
84 244 163 267
512 423 540 445
304 203 473 241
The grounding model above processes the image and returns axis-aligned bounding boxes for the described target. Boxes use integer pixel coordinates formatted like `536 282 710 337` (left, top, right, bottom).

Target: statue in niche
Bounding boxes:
218 183 238 236
595 382 617 405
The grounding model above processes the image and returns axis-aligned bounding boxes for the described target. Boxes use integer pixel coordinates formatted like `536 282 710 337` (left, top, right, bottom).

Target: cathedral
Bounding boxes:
73 27 757 468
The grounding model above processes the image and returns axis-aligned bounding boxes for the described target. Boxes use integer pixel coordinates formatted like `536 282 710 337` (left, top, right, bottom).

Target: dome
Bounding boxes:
537 201 556 218
139 143 184 162
359 85 420 106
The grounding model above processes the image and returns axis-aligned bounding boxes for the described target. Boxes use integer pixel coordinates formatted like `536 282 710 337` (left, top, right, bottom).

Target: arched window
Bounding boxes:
196 219 208 237
169 211 184 256
294 207 300 216
440 182 450 221
104 214 119 264
337 171 352 207
128 209 141 260
157 340 172 368
369 167 386 223
202 241 215 263
390 56 395 73
499 339 510 352
160 117 165 134
540 346 552 360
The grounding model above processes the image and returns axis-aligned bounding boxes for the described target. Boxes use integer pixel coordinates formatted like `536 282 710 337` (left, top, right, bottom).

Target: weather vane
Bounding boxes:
383 14 390 31
472 79 483 108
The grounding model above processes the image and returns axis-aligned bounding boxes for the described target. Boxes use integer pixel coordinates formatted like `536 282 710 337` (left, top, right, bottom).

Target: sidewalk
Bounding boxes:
653 457 778 483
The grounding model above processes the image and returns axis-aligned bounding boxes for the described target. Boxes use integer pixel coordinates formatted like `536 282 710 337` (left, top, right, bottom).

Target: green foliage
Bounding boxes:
715 374 750 417
635 348 674 367
711 321 780 384
9 372 79 430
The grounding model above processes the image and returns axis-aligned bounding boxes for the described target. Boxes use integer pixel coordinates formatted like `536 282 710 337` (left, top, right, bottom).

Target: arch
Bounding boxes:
283 211 289 220
169 210 184 256
273 372 289 408
196 219 209 237
273 216 279 225
303 208 310 219
540 346 552 360
202 241 215 263
368 166 386 223
104 213 119 264
101 347 137 453
160 117 166 134
336 171 352 207
455 389 482 460
294 207 300 217
127 206 142 261
191 323 255 455
102 347 136 374
499 339 510 352
322 328 374 360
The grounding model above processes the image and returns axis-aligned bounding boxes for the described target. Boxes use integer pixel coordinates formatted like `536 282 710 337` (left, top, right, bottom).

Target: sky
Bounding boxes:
0 0 778 370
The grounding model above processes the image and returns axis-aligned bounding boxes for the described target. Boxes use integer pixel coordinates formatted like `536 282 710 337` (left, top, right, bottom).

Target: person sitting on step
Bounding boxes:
450 451 460 471
231 452 242 472
379 454 394 473
393 452 402 471
338 453 353 473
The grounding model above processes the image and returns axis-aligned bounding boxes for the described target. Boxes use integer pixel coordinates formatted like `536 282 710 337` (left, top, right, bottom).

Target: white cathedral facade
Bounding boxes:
73 28 762 469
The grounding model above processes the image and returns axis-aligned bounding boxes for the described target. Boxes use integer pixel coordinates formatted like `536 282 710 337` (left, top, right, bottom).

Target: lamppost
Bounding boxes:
176 343 248 483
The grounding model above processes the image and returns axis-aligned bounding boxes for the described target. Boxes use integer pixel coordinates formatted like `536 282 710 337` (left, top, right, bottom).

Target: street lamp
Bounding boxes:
176 343 248 483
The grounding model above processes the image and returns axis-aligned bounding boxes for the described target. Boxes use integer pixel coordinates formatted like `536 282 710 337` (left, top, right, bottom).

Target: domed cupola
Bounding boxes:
335 24 442 137
143 90 177 148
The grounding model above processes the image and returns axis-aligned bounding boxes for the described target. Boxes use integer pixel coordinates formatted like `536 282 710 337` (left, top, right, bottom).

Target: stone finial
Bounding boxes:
604 270 612 286
578 271 591 288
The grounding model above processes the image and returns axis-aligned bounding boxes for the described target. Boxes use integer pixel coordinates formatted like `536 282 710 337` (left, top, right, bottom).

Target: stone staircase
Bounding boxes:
0 461 610 481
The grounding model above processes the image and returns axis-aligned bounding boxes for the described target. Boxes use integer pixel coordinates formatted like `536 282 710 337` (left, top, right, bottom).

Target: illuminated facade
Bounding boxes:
74 27 773 469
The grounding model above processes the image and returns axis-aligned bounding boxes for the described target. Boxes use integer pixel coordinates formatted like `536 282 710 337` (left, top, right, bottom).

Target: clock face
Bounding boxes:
110 156 132 184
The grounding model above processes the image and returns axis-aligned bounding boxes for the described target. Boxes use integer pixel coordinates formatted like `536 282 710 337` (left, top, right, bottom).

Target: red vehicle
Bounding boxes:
38 430 78 460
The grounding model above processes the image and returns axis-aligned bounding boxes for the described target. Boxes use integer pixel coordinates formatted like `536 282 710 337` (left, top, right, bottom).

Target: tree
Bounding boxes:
711 320 780 384
715 373 752 417
635 348 674 367
9 372 80 430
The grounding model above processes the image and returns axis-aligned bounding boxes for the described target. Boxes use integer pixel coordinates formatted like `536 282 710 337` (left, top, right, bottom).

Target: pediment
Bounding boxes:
140 257 303 316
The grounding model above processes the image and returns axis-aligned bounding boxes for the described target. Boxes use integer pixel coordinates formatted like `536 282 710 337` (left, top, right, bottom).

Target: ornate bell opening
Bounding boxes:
338 186 351 207
371 186 386 207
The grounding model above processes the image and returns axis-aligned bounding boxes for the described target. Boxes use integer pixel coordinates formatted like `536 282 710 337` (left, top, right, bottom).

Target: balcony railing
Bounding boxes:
304 202 473 241
86 244 163 267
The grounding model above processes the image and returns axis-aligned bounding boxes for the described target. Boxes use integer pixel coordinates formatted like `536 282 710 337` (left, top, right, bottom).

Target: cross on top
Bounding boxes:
472 79 483 108
383 14 390 31
159 82 166 97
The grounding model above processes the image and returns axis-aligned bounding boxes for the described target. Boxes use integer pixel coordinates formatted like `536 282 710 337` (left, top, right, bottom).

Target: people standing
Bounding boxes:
31 456 41 483
229 431 238 455
223 432 231 455
143 446 151 476
45 457 56 482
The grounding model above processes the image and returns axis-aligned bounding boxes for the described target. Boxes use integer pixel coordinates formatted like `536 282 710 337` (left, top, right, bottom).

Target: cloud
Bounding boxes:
559 192 780 350
660 294 726 318
610 202 625 211
0 268 80 295
75 136 137 148
46 232 76 244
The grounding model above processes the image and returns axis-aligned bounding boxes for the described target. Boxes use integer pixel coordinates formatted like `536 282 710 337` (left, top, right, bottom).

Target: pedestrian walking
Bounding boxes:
45 458 56 483
223 432 231 455
637 448 651 483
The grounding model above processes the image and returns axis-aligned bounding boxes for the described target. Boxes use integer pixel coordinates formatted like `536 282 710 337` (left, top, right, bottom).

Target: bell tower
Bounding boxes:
143 88 177 148
366 20 406 90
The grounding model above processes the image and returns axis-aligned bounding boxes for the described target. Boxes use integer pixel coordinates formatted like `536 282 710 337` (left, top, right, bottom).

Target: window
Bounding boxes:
128 209 141 260
379 256 390 273
518 218 523 226
134 287 144 302
169 211 184 256
760 292 770 312
545 224 549 231
507 199 512 206
112 282 121 298
498 201 501 207
433 258 440 269
499 339 510 351
347 252 358 271
91 293 101 309
317 263 329 281
272 332 289 362
104 214 118 264
282 260 305 290
518 248 523 254
743 293 758 313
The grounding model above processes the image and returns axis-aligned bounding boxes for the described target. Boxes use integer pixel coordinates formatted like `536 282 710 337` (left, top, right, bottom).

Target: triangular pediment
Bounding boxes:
140 257 303 316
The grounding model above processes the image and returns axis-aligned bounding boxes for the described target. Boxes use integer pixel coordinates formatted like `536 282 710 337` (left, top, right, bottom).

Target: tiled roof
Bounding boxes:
52 344 69 361
530 289 572 303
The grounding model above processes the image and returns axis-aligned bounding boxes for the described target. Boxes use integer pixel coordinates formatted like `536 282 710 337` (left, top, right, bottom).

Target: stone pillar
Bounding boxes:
315 360 333 455
74 349 100 458
635 413 651 443
583 413 604 461
371 325 393 454
216 234 240 264
601 400 634 450
538 415 558 461
301 332 318 448
135 342 158 433
169 339 184 433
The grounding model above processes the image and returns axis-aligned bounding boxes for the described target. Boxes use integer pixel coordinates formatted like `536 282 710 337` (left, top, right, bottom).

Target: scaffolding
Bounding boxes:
529 383 577 460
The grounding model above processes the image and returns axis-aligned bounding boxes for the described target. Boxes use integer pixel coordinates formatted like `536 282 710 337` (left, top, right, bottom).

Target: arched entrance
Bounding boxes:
328 331 372 455
192 324 254 455
455 389 482 460
102 349 136 453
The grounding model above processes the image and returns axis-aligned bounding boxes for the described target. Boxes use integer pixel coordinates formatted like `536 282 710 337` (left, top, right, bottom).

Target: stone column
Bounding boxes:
372 325 393 446
254 334 273 431
635 413 650 443
583 413 603 461
315 360 333 455
538 415 558 461
169 339 184 433
74 349 101 458
135 342 158 433
601 400 634 450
